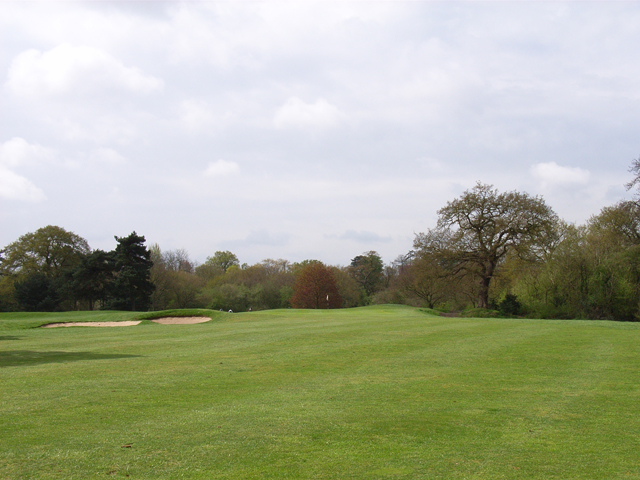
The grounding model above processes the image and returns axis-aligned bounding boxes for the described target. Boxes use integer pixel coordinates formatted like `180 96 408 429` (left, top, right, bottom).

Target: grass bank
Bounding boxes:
1 305 639 479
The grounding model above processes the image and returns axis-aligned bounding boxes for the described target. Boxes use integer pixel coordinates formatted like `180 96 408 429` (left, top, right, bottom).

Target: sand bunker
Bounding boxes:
150 317 211 325
42 317 211 328
43 321 142 328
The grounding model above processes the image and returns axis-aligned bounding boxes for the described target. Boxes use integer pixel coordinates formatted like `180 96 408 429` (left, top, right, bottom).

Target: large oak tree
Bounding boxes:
415 183 558 309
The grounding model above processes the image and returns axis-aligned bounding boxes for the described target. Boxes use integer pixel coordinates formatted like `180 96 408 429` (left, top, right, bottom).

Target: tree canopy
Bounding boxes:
415 183 558 309
290 262 342 309
70 249 115 310
349 251 384 297
109 232 154 311
0 225 90 278
0 226 92 311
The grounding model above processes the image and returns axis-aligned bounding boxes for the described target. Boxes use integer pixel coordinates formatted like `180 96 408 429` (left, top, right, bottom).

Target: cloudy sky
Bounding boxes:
1 1 639 266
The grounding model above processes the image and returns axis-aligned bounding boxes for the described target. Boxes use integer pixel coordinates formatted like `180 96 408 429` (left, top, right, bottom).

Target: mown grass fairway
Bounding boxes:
2 306 640 479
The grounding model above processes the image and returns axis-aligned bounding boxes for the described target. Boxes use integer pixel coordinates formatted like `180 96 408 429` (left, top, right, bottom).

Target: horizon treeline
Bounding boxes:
3 159 640 321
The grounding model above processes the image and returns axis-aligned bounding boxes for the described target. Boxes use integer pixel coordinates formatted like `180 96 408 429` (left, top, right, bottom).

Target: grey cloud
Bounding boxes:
224 230 291 249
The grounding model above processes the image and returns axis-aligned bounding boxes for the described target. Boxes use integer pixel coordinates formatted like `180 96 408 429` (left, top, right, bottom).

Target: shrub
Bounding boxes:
498 294 522 317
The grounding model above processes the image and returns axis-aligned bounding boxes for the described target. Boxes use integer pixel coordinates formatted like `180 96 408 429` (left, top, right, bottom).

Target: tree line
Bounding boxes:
2 158 640 320
0 226 387 313
0 229 154 312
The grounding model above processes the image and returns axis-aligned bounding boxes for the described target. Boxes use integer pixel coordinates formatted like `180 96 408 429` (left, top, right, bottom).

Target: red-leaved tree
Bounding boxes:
290 262 342 309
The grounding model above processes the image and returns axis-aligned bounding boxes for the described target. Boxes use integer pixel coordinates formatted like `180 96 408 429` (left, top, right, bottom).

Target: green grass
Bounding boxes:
1 305 640 479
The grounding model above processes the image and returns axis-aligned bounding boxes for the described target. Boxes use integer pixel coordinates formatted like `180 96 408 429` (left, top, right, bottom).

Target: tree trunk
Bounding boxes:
477 276 491 309
477 260 495 309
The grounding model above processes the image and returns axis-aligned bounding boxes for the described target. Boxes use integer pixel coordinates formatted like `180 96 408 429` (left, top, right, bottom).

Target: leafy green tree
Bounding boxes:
197 257 294 311
166 270 205 308
149 245 204 310
583 201 640 320
331 266 365 307
14 273 60 311
290 262 342 309
252 259 294 309
212 251 240 272
349 251 384 297
398 252 455 309
415 183 558 309
0 275 18 312
278 285 294 308
1 225 90 279
0 225 91 311
149 244 170 310
589 200 640 247
109 232 154 311
204 283 251 312
562 156 640 319
196 250 240 281
511 214 640 321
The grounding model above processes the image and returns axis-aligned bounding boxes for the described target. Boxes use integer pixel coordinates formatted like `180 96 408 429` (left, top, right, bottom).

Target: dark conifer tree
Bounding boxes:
109 232 154 311
71 250 116 310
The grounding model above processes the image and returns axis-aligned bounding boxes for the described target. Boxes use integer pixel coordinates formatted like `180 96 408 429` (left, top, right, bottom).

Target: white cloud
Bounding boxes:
274 97 346 130
204 160 240 178
0 137 52 202
48 146 125 171
5 43 164 97
0 137 53 167
0 166 46 202
58 115 138 144
179 99 231 134
530 162 591 186
89 148 127 165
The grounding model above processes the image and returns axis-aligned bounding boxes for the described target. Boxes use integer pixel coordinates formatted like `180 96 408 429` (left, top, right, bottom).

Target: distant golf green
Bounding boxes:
1 306 639 479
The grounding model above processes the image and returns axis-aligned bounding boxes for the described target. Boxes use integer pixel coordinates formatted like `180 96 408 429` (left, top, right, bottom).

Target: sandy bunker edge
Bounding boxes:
42 317 211 328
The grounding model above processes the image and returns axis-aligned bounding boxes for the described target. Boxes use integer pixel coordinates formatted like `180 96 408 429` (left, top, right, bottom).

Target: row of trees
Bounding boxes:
3 157 640 320
148 248 384 312
0 227 153 311
0 226 389 312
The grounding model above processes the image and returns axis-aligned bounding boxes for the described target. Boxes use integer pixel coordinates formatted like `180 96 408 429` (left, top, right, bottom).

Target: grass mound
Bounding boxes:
136 308 225 321
0 310 142 330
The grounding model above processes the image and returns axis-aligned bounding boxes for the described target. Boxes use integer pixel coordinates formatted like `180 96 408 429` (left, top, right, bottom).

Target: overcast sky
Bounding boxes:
1 1 639 266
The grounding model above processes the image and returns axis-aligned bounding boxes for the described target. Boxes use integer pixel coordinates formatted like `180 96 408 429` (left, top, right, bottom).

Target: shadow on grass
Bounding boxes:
0 336 23 341
0 350 142 368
